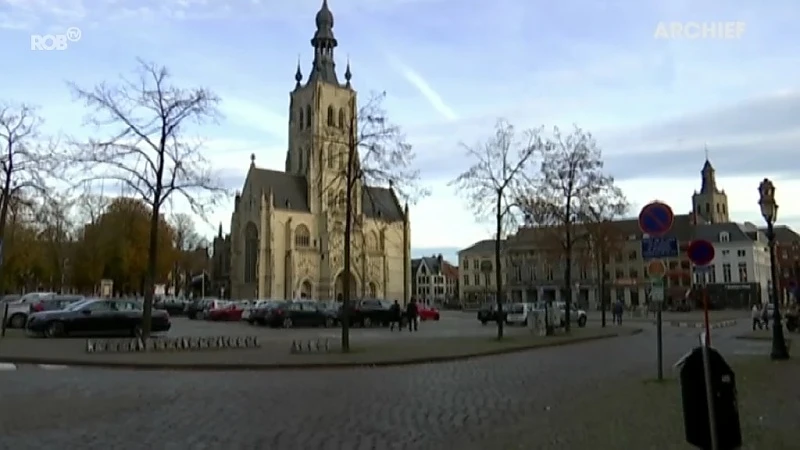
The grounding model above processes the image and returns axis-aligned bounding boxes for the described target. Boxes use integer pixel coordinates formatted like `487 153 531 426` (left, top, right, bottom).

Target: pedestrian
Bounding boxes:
762 304 770 330
390 300 402 331
751 304 762 330
613 300 623 325
406 299 419 332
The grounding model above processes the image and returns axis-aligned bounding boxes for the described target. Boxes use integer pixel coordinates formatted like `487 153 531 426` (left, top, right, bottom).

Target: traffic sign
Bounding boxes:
648 260 666 280
650 284 665 302
638 201 674 236
688 240 716 266
641 237 679 259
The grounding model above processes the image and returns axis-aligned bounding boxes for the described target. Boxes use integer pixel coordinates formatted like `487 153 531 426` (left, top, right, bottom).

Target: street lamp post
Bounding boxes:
758 178 790 360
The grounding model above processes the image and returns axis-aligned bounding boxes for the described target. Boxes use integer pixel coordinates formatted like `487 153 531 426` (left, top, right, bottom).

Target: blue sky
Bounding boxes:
2 0 800 260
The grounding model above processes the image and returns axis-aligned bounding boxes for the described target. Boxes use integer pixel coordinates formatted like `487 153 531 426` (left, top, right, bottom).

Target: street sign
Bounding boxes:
688 240 716 266
641 237 679 259
647 260 667 280
638 201 674 236
650 286 665 302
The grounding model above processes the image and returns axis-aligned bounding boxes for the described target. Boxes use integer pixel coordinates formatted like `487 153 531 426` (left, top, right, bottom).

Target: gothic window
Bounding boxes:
367 231 378 251
298 147 304 172
298 109 304 129
338 151 345 169
305 105 312 128
327 191 335 209
244 222 258 283
295 224 311 247
705 203 710 213
338 108 345 128
327 105 335 126
337 190 346 209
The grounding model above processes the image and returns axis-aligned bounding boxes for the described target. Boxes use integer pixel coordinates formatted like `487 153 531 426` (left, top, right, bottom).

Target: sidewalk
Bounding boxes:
588 309 746 324
0 327 640 370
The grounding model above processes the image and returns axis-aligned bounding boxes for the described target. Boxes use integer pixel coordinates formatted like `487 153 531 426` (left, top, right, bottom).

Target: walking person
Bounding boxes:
406 299 419 332
752 304 762 330
389 300 402 331
613 300 624 325
762 303 770 330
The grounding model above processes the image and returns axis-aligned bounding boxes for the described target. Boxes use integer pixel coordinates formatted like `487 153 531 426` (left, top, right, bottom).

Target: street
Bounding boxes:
0 319 758 449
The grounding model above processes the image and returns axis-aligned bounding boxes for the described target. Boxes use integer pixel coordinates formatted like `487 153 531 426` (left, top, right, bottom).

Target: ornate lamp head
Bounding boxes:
758 178 778 223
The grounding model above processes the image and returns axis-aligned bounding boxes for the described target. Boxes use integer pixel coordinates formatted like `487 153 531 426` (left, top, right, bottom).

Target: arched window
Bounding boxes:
338 108 345 128
337 190 346 209
327 105 335 126
244 222 259 283
305 105 312 127
298 109 304 129
295 224 311 247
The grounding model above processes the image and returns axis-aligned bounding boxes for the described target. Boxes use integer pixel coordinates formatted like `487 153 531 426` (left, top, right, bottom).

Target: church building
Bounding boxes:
228 0 411 302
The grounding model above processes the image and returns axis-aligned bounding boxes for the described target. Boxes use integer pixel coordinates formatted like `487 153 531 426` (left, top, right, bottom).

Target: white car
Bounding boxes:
554 302 588 328
4 292 57 328
506 302 535 326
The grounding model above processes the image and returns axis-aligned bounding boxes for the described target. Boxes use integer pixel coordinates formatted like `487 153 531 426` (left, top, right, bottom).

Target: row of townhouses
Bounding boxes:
457 159 800 310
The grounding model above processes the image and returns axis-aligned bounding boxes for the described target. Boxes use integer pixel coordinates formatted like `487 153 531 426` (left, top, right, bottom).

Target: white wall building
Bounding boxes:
411 255 458 304
692 223 771 305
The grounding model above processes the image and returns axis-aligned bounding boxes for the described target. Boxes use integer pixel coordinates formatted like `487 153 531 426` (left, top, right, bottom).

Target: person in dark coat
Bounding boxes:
389 300 402 331
406 299 419 332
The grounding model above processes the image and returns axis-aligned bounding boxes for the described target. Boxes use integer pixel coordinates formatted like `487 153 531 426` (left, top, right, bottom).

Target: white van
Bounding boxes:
506 302 533 326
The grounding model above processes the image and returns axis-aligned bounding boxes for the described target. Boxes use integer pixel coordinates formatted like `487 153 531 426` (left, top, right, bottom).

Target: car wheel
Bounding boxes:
196 311 205 320
325 318 334 328
45 321 65 338
282 317 293 328
363 317 372 328
522 319 528 326
481 320 487 325
578 316 587 328
434 314 440 321
9 313 27 329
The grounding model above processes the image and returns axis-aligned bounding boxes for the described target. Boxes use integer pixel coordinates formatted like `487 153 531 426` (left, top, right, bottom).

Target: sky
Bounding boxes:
2 0 800 262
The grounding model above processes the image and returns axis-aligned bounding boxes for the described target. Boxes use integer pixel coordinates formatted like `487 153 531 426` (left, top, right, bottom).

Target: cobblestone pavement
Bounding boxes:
0 323 749 450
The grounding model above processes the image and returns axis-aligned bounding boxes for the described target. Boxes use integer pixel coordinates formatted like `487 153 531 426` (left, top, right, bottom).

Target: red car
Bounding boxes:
207 301 244 321
418 304 440 321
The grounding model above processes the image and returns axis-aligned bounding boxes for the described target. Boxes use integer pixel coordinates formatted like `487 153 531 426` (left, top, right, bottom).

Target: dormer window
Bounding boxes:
719 232 730 243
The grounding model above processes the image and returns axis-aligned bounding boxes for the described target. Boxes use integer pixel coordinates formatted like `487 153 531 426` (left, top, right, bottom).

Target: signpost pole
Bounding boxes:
656 299 663 380
700 267 718 450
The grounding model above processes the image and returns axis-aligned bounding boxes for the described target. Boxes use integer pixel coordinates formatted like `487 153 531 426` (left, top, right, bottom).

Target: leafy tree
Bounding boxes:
450 119 545 339
518 125 623 332
68 59 225 337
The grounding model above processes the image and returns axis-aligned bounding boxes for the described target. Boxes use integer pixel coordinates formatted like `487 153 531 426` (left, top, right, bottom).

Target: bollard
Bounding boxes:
0 303 8 338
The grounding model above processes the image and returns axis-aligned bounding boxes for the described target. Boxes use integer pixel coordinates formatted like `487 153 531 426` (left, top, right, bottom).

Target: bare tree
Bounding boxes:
35 193 76 293
76 191 110 225
585 189 629 327
170 212 201 296
519 125 621 332
68 59 227 339
449 119 545 339
316 92 426 352
0 103 55 294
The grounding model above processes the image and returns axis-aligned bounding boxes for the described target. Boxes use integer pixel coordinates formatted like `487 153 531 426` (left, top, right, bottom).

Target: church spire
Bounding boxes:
308 0 339 84
700 145 717 194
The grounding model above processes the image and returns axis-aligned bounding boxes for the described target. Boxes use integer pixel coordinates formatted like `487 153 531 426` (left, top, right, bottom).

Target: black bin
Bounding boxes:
680 346 742 450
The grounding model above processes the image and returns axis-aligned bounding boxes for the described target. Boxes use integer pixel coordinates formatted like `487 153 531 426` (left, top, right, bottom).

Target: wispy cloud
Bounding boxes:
388 56 458 121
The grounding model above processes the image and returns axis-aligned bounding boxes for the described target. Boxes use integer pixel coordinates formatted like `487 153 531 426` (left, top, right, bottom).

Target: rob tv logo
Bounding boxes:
30 27 82 51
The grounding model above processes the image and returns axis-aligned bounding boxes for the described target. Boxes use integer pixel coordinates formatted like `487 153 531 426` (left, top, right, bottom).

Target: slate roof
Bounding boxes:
692 222 764 243
759 225 800 243
459 239 504 255
248 167 404 222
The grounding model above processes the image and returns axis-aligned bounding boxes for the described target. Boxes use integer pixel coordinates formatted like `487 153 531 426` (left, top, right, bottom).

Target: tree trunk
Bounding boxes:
141 197 161 340
564 215 572 333
600 259 607 328
341 110 356 353
0 174 12 295
495 191 504 339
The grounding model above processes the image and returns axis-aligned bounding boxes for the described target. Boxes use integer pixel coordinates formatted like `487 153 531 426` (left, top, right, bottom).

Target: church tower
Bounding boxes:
691 152 729 224
285 0 359 217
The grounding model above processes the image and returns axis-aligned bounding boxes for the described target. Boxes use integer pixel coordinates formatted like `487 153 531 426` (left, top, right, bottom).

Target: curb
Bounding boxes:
0 329 642 371
668 320 737 329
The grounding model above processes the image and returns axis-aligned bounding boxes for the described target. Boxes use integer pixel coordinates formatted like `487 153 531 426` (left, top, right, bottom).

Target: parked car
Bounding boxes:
246 300 278 324
4 292 60 329
477 303 507 325
155 297 189 316
506 302 534 326
26 298 171 338
185 299 214 320
555 302 588 328
418 304 440 321
207 301 245 321
29 295 86 314
346 299 395 327
264 301 336 328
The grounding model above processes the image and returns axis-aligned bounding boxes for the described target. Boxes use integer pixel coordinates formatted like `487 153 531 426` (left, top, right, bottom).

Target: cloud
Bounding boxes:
388 56 458 121
219 95 287 140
